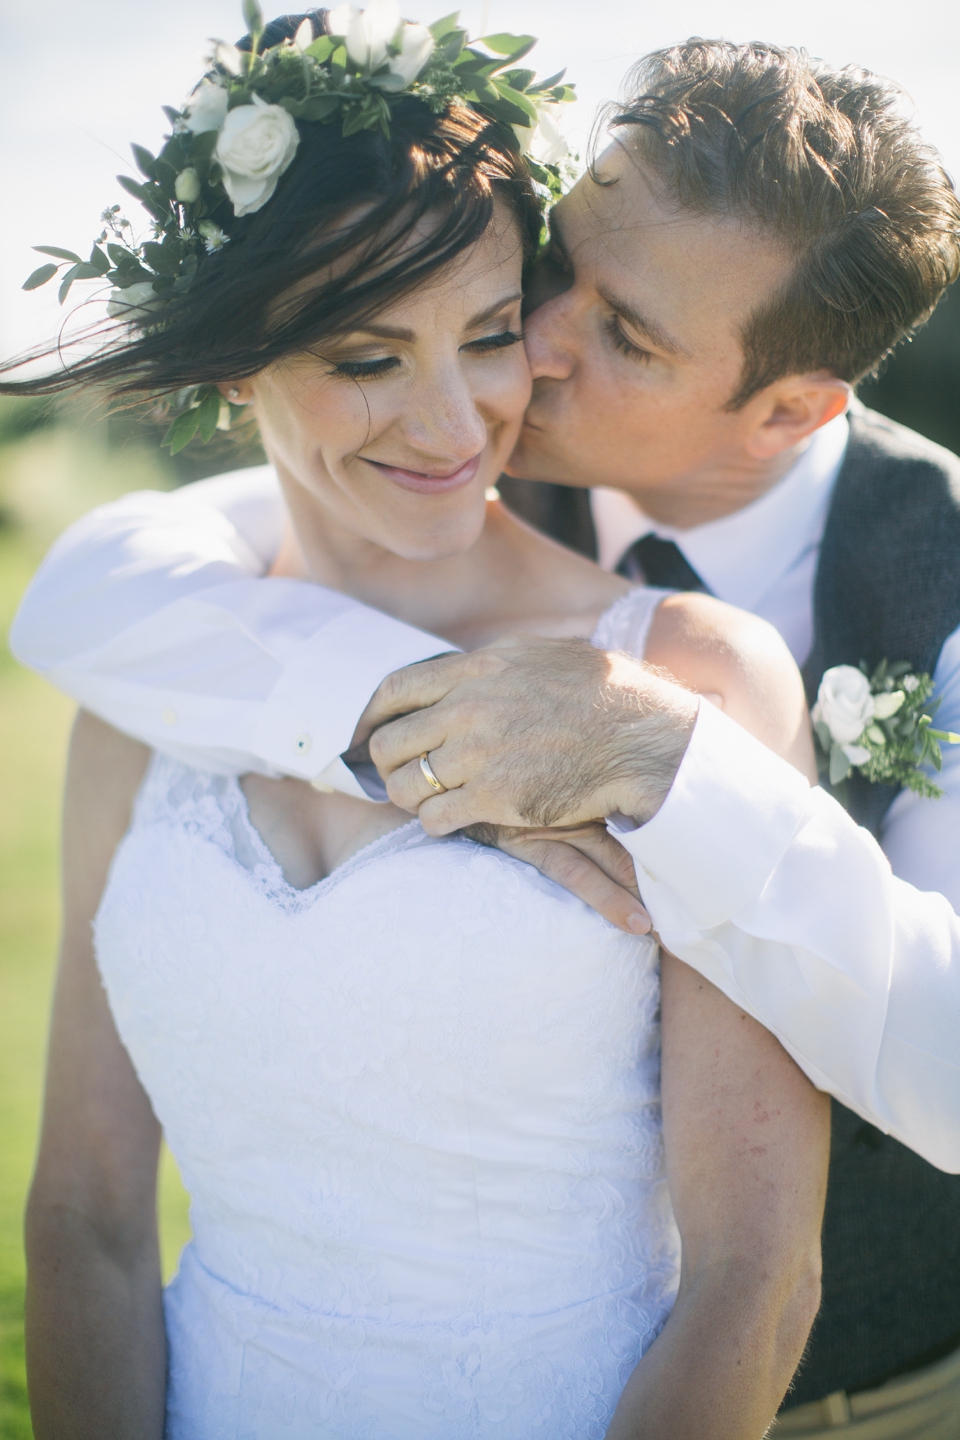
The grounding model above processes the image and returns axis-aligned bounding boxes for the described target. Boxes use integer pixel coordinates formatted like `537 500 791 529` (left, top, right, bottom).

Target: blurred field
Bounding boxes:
0 403 195 1438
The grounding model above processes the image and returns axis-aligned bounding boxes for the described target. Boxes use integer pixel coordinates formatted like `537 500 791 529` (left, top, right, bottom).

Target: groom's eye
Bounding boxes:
605 315 652 364
462 329 523 355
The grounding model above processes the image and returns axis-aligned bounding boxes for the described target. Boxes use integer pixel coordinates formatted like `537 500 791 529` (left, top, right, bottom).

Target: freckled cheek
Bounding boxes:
481 355 532 429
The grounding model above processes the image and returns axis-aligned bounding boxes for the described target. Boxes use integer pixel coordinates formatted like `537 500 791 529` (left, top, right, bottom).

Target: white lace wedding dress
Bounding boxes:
94 587 677 1440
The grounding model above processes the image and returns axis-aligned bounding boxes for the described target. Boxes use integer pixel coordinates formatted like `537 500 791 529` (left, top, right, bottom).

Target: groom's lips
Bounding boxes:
364 454 482 495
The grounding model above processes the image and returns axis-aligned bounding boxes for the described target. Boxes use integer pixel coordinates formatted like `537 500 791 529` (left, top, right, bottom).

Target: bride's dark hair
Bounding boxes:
0 10 543 402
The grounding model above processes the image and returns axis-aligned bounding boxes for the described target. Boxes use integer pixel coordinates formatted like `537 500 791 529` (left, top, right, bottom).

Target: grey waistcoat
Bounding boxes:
502 405 960 1404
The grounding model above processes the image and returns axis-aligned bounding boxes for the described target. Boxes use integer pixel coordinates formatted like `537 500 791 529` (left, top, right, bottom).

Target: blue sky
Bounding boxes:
2 0 957 364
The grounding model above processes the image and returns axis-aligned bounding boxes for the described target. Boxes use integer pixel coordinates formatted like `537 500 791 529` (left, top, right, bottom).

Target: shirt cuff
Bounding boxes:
251 603 456 788
610 699 811 928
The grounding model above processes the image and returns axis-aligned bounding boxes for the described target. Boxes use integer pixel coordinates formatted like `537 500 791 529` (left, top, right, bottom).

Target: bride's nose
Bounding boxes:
401 361 488 462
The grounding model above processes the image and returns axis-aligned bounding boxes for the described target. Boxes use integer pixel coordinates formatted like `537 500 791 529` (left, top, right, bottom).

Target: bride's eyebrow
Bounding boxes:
352 292 523 344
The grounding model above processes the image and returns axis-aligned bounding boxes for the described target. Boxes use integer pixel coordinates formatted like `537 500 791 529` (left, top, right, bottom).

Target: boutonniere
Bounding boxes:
812 662 960 797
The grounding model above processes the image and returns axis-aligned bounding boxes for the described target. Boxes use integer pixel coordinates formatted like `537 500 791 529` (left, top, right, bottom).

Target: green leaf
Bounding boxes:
162 105 182 127
58 264 81 304
437 29 466 61
300 95 340 122
88 244 111 275
242 0 263 36
33 245 83 263
195 387 222 444
531 69 566 92
478 32 535 57
813 718 833 754
829 744 852 785
429 12 461 40
22 263 58 291
162 405 202 454
493 79 538 122
501 68 536 92
305 34 336 63
131 143 157 179
142 241 179 276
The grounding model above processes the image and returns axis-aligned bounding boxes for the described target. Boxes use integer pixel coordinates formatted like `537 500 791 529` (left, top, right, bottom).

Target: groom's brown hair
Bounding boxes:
609 39 960 406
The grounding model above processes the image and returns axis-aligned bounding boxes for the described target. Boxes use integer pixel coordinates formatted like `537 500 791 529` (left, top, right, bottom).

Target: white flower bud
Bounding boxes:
872 690 906 719
380 22 434 89
328 0 400 70
175 168 202 203
184 79 229 134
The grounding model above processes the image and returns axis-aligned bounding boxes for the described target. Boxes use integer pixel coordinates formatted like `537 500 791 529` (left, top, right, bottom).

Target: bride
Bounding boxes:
19 8 828 1437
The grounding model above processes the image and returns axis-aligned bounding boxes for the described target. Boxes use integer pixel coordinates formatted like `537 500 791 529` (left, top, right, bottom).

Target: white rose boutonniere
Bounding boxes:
215 94 300 216
813 660 960 796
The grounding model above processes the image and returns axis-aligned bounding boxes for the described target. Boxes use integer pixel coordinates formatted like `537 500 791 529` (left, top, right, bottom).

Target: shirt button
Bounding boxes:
294 733 312 756
161 708 177 726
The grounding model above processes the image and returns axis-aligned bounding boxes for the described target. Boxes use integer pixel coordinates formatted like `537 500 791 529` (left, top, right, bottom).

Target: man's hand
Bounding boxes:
351 635 698 835
463 820 652 936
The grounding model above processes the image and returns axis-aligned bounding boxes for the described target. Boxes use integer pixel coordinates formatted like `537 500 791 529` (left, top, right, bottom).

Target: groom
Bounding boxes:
13 37 960 1437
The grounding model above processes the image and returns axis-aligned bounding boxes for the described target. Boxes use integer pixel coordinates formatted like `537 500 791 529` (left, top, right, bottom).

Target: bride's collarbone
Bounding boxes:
239 774 411 892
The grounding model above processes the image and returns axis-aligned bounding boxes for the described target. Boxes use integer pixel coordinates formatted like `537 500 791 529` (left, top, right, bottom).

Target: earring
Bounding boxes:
227 386 241 400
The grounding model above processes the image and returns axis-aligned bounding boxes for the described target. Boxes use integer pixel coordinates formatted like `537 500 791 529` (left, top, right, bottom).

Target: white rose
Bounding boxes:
184 79 229 134
215 95 300 216
328 0 400 71
815 665 875 745
106 281 161 322
514 102 569 167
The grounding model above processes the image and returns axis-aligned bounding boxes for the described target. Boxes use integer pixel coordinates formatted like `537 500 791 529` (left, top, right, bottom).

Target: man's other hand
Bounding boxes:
351 635 698 835
462 820 652 936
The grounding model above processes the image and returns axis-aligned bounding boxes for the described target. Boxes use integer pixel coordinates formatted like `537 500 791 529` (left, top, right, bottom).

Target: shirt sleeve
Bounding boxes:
9 469 452 793
610 698 960 1173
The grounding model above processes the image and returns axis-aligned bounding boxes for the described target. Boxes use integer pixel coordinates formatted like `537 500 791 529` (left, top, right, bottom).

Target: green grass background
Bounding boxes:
0 405 203 1437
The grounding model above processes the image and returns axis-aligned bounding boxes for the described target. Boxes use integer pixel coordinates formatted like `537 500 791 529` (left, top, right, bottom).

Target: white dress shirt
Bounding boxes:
10 425 960 1170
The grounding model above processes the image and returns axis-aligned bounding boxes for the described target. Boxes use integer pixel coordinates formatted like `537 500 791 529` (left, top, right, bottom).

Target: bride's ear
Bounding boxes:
217 381 253 405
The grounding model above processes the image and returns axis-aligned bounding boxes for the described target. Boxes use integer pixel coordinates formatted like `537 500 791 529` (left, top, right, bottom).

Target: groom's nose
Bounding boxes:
523 290 579 382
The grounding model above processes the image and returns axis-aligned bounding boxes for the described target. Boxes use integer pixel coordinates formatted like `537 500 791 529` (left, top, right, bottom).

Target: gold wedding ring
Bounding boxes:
419 752 448 794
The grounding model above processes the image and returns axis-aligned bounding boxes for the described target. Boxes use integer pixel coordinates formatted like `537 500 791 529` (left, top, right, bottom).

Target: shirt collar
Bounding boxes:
591 411 850 609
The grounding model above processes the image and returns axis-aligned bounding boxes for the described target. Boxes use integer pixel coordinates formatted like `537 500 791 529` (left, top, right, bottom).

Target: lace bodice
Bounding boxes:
94 586 678 1440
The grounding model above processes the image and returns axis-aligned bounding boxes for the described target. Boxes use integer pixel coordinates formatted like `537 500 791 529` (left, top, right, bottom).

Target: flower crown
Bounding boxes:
24 1 574 333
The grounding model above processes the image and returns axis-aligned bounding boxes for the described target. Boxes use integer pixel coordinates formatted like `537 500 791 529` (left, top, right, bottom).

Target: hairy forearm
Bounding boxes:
25 1202 166 1440
605 1257 820 1440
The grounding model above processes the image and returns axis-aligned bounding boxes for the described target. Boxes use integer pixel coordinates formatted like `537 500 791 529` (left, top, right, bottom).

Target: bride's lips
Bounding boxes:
363 453 482 495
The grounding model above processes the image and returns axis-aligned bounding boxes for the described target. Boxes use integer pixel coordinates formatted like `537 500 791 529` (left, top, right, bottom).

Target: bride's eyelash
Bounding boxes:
330 356 400 381
330 329 522 380
605 315 652 364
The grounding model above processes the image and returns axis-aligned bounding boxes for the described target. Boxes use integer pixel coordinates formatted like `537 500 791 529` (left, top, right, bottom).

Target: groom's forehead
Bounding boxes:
557 146 794 353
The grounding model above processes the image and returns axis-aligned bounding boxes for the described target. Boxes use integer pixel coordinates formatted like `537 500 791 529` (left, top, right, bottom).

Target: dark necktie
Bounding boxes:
616 533 708 592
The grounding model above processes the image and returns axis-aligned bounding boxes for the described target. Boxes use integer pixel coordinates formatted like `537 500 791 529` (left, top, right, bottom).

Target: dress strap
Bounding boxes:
591 586 673 661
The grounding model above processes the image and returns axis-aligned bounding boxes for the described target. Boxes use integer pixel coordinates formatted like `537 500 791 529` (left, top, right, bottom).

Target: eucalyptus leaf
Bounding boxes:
493 79 538 122
88 245 111 275
502 68 536 91
305 35 336 63
478 32 535 56
131 143 157 179
22 263 58 292
58 264 81 305
531 69 566 92
829 745 852 785
33 245 82 263
428 12 462 41
242 0 264 37
195 387 222 444
162 405 202 454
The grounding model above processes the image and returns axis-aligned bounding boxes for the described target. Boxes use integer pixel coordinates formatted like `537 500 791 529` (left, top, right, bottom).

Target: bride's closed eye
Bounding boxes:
329 329 522 381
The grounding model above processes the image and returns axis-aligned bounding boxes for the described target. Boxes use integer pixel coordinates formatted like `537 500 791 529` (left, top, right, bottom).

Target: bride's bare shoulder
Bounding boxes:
645 592 816 778
64 713 151 908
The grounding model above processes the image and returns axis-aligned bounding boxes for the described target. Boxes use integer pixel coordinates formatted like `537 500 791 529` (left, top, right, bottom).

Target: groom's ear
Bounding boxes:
742 372 851 460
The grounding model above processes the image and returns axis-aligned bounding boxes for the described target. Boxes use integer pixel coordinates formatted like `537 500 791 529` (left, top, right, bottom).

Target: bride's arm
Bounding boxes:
25 714 163 1440
606 955 830 1439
